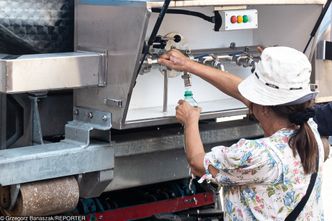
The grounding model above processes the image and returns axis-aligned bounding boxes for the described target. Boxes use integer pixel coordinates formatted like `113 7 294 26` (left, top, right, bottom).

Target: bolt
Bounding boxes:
102 115 108 121
88 112 93 119
74 109 79 115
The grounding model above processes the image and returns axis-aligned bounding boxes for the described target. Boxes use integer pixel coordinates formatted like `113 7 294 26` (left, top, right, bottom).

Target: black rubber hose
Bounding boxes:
152 8 214 23
213 11 222 31
136 0 171 76
147 1 172 48
152 8 222 31
303 0 332 53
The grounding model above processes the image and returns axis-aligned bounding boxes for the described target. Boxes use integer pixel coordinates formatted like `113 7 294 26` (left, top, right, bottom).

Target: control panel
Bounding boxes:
221 9 258 31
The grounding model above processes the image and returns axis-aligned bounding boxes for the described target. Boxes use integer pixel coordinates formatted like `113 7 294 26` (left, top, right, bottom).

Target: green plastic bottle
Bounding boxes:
184 90 198 107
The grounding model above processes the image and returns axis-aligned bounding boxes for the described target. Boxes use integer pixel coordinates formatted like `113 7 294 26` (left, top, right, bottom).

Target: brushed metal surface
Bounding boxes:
0 52 102 93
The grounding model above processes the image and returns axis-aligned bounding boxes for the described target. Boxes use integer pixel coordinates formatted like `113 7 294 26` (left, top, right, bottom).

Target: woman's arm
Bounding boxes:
158 49 251 107
175 100 205 176
183 119 206 176
176 100 219 177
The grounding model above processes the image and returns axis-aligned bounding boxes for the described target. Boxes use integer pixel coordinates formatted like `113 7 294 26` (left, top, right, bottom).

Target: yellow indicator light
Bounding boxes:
237 16 243 23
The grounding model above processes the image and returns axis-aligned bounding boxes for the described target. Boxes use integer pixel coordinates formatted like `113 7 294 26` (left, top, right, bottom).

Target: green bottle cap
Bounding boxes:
184 90 193 97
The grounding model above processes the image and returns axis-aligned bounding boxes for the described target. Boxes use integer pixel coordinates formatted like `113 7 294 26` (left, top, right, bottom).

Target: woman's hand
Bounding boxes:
175 100 201 126
158 49 191 72
257 45 265 54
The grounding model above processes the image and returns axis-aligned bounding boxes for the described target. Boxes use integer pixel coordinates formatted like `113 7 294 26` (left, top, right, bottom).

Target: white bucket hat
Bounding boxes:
238 46 317 106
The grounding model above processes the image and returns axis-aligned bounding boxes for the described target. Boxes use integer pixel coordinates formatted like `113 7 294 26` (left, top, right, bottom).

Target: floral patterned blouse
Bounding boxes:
201 119 324 220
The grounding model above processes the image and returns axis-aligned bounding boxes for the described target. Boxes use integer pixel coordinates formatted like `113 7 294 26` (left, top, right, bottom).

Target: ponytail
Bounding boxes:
271 103 318 174
288 120 318 174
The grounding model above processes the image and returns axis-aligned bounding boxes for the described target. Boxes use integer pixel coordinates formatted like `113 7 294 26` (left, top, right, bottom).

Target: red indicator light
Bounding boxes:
230 16 237 24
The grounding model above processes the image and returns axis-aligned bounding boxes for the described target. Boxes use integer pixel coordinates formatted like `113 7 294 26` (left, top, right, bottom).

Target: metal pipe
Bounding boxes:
182 72 192 88
163 70 168 112
141 46 260 74
4 177 79 216
29 95 44 145
145 54 232 66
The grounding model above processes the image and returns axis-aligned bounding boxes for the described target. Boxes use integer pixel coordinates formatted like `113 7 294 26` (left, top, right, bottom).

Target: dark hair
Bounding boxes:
271 101 318 174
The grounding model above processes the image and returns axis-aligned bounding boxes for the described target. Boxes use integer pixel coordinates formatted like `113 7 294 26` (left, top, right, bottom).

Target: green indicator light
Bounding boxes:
243 15 249 23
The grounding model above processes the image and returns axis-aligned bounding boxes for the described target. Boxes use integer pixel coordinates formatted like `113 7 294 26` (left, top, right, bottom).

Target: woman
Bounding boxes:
158 47 325 220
